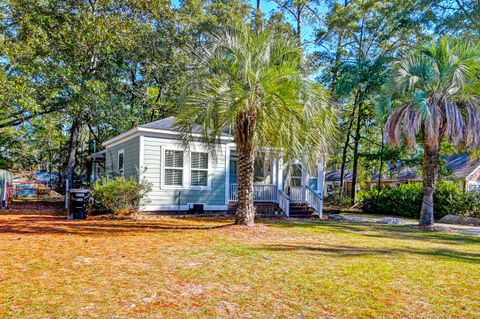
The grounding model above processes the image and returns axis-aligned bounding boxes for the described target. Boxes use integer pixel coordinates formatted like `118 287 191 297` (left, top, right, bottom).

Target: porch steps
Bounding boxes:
289 203 316 218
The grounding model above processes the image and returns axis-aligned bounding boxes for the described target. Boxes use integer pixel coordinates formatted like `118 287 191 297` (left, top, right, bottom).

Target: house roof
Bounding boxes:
444 154 480 179
102 116 233 147
139 116 232 137
325 154 480 182
87 150 106 162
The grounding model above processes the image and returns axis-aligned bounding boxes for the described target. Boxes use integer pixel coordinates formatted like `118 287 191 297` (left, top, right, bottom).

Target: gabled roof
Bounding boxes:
87 150 106 161
444 154 480 179
102 116 233 147
139 116 232 137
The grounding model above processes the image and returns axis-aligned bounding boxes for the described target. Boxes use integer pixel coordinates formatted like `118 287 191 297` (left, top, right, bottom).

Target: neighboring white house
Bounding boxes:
93 116 325 217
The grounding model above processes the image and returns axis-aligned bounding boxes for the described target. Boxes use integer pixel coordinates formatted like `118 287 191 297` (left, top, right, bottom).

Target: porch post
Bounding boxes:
302 165 309 201
317 157 326 196
225 144 231 205
317 156 326 218
277 158 284 191
272 158 278 186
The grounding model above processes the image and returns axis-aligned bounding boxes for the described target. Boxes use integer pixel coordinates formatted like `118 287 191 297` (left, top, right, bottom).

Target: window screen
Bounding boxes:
118 151 124 176
164 150 183 186
191 152 208 187
229 160 238 184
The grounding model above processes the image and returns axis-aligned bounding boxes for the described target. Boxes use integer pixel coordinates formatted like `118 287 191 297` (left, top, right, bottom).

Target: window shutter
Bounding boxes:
165 169 183 186
191 152 208 187
191 171 208 186
191 152 208 169
165 150 183 168
164 150 184 186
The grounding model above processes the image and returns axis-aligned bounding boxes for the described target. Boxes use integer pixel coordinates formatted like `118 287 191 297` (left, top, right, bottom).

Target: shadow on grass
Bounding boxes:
0 215 234 236
362 225 480 245
254 243 480 263
261 219 480 245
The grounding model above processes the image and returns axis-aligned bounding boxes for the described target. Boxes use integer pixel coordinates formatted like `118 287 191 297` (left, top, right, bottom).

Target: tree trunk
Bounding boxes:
350 103 363 205
65 117 82 186
296 7 301 42
236 146 256 226
254 0 262 34
339 104 356 195
235 110 257 226
419 144 440 227
377 125 385 190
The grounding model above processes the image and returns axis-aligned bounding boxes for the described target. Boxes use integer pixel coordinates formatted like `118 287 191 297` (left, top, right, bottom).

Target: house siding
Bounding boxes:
142 136 227 210
105 137 140 179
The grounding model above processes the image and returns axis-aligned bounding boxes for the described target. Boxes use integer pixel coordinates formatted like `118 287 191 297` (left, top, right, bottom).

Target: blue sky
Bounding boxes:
172 0 331 51
251 0 330 53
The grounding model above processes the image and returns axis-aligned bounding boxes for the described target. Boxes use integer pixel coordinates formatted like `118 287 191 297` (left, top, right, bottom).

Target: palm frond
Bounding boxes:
380 36 480 151
175 24 336 165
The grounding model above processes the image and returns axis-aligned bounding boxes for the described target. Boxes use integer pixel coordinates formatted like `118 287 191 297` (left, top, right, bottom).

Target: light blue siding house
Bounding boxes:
100 116 325 216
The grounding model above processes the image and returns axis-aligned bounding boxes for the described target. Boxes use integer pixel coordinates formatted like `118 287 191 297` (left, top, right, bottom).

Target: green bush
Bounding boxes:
324 193 352 208
360 183 423 218
459 192 480 218
92 177 152 215
360 181 478 219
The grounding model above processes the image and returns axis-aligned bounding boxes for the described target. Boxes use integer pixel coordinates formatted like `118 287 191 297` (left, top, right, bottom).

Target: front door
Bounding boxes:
288 164 304 202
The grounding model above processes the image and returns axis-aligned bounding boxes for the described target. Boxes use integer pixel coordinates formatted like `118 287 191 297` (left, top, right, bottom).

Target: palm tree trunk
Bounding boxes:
419 144 440 227
235 110 257 226
236 146 256 226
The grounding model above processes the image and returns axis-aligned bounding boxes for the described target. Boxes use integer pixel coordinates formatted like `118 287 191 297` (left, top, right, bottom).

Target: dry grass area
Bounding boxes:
0 214 479 319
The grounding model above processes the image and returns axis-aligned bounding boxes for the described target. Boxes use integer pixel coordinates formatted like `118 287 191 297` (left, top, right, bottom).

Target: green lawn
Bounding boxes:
0 214 479 319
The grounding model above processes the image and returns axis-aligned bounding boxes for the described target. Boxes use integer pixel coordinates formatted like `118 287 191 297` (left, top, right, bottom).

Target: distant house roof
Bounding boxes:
102 116 233 147
325 154 480 183
87 150 106 162
444 154 480 179
325 170 353 182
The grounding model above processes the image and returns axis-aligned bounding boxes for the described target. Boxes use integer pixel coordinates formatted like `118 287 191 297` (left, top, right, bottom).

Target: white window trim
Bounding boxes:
190 151 212 190
117 149 125 176
161 147 187 189
159 145 214 191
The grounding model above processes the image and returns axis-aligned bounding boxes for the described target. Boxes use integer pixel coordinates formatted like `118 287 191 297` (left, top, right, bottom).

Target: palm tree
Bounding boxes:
379 37 480 227
176 25 335 226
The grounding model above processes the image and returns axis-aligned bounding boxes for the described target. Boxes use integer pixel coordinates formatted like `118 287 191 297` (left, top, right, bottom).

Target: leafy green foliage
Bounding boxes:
324 194 352 208
360 183 423 218
176 24 336 164
361 181 480 219
92 177 152 215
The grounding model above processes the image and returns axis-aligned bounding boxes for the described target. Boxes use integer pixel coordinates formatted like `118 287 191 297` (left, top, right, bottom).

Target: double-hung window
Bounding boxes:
164 150 184 187
118 150 125 176
191 152 209 188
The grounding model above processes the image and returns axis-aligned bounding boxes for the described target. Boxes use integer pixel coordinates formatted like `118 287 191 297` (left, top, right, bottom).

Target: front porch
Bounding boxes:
228 184 324 218
226 147 325 218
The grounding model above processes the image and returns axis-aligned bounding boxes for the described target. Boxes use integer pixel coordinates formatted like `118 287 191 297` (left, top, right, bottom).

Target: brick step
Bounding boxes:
288 203 316 218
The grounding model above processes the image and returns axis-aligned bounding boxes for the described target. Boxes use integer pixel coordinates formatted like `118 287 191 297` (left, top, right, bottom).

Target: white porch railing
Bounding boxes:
229 184 278 202
229 184 322 218
229 184 238 201
289 186 304 202
305 186 323 218
278 190 290 217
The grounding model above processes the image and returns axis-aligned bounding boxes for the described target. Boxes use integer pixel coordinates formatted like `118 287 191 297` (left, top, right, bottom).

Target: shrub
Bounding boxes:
459 192 480 218
324 193 352 208
360 181 475 219
360 183 422 218
92 177 152 215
